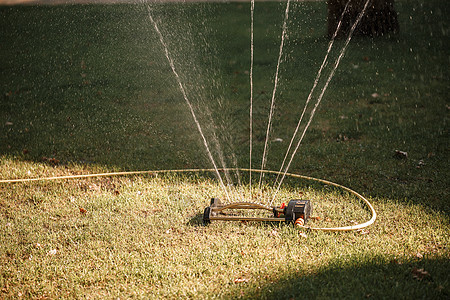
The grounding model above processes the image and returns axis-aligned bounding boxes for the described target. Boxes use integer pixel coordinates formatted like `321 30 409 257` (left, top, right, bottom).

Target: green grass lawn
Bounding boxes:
0 0 449 298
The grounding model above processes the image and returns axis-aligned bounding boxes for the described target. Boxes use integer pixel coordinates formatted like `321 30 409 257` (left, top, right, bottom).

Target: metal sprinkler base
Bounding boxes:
203 198 312 225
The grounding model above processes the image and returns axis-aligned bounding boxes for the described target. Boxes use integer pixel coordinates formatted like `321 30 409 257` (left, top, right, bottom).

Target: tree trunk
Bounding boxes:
327 0 399 38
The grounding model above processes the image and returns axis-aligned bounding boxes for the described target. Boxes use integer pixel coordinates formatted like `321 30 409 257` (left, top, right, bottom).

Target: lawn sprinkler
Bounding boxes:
203 198 312 226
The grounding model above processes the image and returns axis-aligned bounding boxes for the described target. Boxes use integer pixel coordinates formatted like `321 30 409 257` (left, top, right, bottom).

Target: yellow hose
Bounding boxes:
0 167 376 232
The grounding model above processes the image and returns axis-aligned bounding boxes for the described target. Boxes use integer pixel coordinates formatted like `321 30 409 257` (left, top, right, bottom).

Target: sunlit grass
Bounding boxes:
0 158 448 298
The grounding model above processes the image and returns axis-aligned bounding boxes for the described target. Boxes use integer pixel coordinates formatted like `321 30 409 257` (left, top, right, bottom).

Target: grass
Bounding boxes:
0 164 448 298
0 0 449 298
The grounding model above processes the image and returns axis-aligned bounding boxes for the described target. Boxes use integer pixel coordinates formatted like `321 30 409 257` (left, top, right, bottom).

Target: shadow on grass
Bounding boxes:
187 212 205 227
221 256 449 299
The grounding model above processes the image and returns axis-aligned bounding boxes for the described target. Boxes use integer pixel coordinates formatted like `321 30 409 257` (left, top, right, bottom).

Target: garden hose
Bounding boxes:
0 168 376 232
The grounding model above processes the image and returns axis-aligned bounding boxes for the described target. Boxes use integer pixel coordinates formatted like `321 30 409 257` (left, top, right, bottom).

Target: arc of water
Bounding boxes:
258 0 291 189
249 0 255 200
269 0 372 206
228 141 243 202
144 4 231 202
205 108 239 202
194 29 242 202
273 0 351 188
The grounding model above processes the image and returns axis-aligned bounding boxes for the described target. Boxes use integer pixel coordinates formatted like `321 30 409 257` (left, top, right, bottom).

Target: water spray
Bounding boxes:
0 0 377 233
